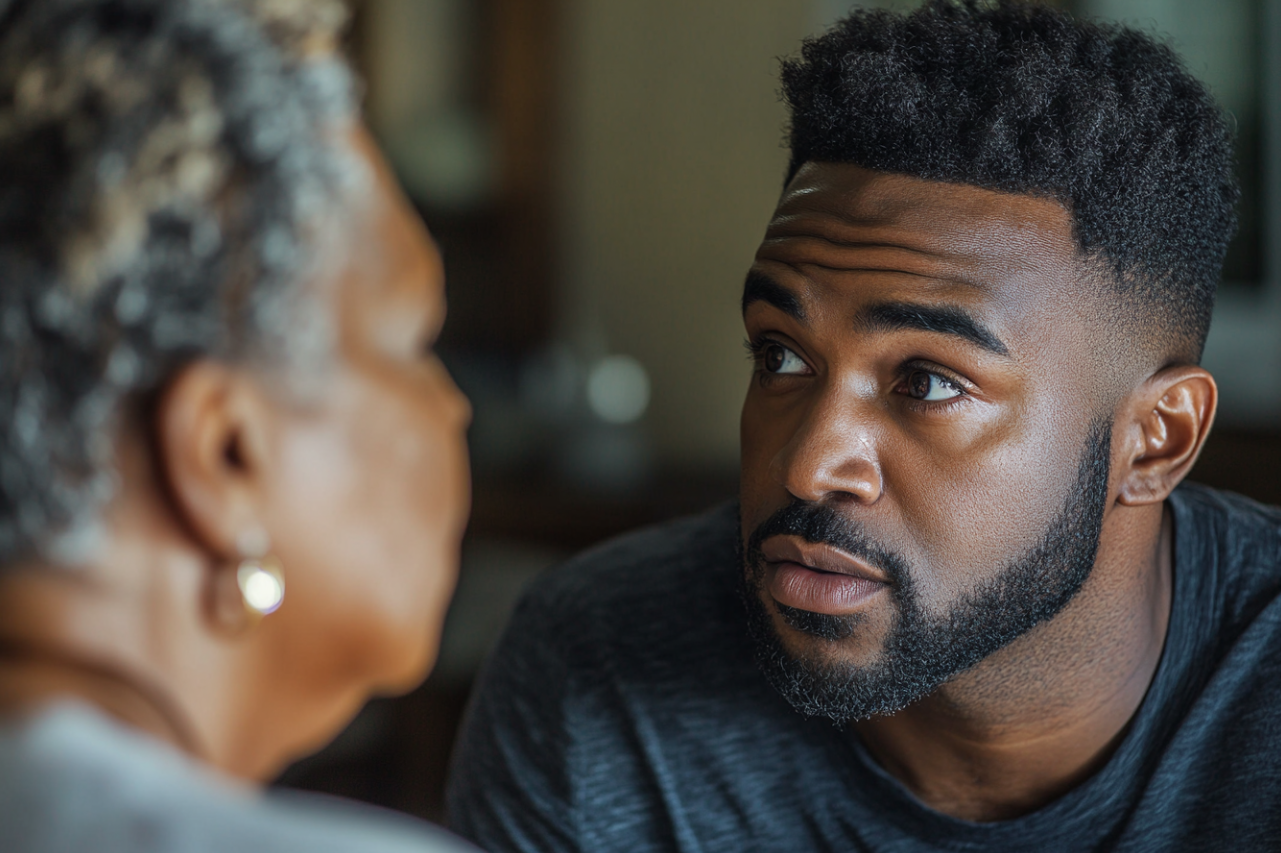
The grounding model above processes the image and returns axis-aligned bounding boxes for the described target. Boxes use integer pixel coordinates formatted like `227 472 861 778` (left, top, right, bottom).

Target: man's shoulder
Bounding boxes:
1164 482 1281 681
483 500 759 702
450 503 834 853
514 501 742 641
1173 481 1281 530
1171 482 1281 594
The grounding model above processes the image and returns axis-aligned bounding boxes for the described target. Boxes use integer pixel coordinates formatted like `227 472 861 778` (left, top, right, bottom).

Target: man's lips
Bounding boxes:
761 535 889 617
760 537 890 583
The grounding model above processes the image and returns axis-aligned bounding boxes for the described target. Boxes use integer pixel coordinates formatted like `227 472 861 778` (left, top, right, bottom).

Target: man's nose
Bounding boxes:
769 387 883 505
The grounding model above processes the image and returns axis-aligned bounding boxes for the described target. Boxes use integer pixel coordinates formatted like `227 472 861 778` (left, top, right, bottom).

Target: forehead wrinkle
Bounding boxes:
796 261 988 292
758 237 996 294
769 184 1078 281
761 231 949 261
763 215 951 255
766 228 1023 276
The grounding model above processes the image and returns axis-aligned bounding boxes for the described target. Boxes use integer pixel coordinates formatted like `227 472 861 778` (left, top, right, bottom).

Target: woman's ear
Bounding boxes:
1115 365 1217 507
152 361 275 560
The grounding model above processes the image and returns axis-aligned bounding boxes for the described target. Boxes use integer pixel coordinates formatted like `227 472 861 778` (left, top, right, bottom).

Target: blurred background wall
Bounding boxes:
278 0 1281 823
557 0 811 468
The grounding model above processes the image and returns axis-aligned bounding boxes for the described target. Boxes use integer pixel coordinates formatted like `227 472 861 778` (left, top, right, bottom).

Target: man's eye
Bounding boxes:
762 343 808 375
904 370 963 401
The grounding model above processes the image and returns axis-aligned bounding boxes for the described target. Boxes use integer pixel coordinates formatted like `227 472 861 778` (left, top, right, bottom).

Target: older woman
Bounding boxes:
0 0 474 850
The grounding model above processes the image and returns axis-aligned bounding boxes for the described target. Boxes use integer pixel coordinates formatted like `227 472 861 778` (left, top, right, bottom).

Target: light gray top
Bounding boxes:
0 701 474 853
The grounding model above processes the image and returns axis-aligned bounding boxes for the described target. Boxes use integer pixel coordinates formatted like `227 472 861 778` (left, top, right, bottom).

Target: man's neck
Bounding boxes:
852 503 1174 822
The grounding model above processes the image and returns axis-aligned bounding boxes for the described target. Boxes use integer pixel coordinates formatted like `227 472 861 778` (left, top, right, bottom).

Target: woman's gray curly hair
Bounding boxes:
0 0 361 564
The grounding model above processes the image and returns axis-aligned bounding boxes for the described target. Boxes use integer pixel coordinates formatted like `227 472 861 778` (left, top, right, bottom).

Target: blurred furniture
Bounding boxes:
348 0 560 355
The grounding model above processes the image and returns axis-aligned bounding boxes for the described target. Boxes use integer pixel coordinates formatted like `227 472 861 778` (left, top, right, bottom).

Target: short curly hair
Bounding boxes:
781 0 1238 363
0 0 359 564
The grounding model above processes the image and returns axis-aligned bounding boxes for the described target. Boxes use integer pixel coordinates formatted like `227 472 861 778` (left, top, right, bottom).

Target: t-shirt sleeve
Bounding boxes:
446 584 584 853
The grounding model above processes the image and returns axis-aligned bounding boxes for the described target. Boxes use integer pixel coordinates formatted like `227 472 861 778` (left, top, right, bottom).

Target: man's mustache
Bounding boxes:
744 500 912 590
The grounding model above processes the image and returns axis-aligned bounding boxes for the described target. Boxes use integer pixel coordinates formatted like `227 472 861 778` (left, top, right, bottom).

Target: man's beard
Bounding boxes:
740 417 1113 723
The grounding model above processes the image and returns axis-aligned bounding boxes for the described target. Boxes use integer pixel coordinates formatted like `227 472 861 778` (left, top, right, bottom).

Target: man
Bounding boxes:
448 2 1278 850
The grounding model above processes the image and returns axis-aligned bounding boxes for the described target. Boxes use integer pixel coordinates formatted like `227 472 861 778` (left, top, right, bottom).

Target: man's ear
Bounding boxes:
152 361 274 560
1115 365 1217 507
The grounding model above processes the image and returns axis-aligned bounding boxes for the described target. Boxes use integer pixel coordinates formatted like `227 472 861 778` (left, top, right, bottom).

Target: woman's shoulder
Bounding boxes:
0 703 474 853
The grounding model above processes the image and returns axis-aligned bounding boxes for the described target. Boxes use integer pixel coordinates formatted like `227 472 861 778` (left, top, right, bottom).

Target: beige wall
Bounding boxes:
558 0 815 469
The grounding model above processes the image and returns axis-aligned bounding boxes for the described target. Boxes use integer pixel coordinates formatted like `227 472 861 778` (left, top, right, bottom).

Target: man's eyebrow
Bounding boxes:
856 302 1010 357
742 271 805 320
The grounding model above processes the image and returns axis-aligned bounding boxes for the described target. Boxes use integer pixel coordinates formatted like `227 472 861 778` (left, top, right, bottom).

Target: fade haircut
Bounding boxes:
0 0 359 564
781 0 1239 362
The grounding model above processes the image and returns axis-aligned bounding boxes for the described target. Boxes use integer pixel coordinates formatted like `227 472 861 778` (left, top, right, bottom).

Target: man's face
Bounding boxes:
739 163 1119 722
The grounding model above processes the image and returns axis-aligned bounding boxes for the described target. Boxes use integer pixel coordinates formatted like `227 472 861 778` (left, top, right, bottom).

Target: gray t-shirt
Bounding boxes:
0 701 474 853
448 483 1281 852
